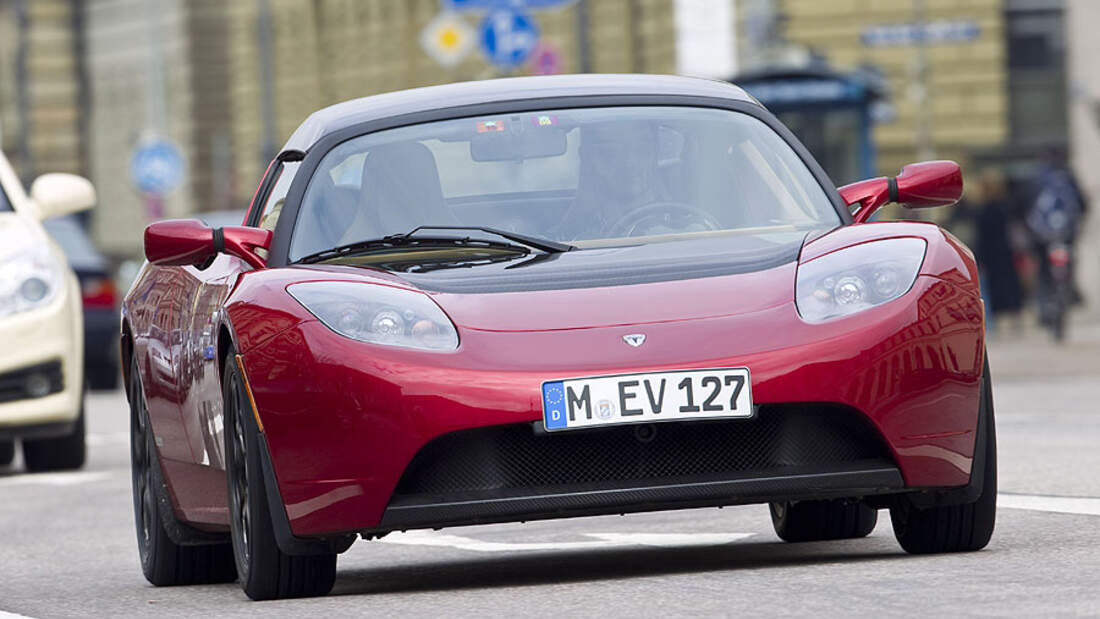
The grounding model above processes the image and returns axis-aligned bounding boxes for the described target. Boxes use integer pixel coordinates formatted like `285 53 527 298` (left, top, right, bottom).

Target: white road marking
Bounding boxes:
379 495 1100 555
85 432 129 447
998 493 1100 517
585 532 755 547
0 471 114 487
379 530 753 553
0 610 37 618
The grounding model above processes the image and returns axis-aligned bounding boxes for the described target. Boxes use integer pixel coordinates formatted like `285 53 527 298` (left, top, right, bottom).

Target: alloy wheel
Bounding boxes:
227 375 252 571
129 365 154 563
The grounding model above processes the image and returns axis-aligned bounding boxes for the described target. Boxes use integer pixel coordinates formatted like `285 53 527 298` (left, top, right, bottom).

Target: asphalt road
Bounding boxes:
2 321 1099 617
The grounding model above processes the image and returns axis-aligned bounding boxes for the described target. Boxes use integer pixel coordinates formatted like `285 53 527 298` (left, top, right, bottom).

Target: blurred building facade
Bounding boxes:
84 0 232 255
0 0 84 179
738 0 1072 183
737 0 1011 178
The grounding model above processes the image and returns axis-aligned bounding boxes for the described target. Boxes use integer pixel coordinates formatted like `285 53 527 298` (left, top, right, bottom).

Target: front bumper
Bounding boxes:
375 406 906 532
242 275 984 538
0 277 83 431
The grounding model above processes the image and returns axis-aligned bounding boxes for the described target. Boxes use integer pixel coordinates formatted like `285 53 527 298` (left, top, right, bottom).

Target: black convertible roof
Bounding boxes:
281 74 757 152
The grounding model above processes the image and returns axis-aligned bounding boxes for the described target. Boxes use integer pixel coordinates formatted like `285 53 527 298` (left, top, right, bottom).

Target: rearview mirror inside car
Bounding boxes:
144 219 271 269
470 126 568 162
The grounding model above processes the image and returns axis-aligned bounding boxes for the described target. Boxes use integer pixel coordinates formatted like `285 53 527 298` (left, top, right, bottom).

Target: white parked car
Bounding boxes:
0 150 96 471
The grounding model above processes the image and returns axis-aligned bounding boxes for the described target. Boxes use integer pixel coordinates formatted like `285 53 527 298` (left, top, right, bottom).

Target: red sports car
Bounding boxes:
122 74 995 600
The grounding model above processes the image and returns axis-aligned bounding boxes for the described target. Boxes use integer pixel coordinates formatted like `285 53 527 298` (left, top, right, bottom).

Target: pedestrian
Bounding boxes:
972 169 1023 334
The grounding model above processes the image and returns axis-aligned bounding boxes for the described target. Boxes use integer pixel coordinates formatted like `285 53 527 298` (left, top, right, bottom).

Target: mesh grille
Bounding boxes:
394 405 890 498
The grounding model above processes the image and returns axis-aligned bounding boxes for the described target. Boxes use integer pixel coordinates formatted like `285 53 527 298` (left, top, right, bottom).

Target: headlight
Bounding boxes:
0 229 62 319
795 238 926 323
288 281 459 351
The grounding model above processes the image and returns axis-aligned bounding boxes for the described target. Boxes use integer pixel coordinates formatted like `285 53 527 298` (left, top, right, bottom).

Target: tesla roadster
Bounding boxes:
122 74 995 600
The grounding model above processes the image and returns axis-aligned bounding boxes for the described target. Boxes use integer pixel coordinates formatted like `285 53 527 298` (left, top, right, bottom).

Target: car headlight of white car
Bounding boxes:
0 225 63 318
795 238 926 323
288 281 459 351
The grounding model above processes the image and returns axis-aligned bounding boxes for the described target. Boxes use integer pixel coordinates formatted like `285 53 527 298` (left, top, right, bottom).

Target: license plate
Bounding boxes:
541 367 753 432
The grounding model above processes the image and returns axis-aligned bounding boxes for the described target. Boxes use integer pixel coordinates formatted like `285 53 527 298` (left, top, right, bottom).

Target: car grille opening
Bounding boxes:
392 404 893 500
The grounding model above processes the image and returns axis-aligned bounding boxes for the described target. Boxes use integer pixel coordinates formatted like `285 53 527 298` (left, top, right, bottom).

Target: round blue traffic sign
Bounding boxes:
480 8 539 68
130 138 185 196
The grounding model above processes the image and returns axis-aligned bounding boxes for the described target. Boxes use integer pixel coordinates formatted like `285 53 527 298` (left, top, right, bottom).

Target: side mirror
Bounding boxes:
144 219 271 269
895 160 964 209
30 173 96 220
840 160 963 223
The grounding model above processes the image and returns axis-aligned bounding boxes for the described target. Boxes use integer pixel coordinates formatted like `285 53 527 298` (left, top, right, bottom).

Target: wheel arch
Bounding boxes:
217 322 237 382
120 319 134 402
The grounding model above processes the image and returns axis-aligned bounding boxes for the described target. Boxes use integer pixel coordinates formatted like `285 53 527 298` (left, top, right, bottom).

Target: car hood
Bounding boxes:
303 230 811 332
433 261 797 332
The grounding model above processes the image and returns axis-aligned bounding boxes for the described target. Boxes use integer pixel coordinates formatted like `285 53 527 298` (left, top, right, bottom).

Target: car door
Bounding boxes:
179 160 299 471
176 255 239 469
132 265 194 463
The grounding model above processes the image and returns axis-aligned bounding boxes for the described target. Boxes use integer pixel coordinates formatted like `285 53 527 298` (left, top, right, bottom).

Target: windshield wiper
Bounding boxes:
396 226 574 254
297 226 573 264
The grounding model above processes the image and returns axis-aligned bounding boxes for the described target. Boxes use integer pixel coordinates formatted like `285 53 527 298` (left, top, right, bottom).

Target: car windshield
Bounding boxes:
289 106 840 262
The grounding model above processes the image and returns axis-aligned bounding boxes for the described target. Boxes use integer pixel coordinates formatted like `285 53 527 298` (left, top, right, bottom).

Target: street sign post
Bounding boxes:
479 8 539 68
131 137 185 221
420 11 476 68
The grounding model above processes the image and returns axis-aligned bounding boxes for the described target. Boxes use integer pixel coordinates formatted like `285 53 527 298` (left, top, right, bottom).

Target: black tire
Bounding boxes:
0 439 14 467
769 499 878 542
129 356 236 586
890 363 997 554
223 356 336 600
23 403 86 472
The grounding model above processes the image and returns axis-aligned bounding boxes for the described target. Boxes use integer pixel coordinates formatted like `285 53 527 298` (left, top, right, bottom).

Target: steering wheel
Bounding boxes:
606 202 723 238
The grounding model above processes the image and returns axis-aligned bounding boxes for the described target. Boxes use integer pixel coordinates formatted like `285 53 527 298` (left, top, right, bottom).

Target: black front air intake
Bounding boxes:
0 360 64 404
392 404 893 499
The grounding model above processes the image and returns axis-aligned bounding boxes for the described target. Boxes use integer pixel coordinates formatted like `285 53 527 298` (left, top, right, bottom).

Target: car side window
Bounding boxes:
0 185 11 212
257 162 300 232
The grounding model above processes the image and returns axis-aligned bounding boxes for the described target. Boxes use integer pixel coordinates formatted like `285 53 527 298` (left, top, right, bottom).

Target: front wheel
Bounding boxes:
889 362 997 554
223 355 336 600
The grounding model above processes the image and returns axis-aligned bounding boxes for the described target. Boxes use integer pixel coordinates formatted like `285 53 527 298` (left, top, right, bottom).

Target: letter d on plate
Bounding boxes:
542 381 568 430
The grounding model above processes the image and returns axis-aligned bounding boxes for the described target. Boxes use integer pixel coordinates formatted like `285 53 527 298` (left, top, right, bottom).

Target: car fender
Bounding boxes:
800 221 980 296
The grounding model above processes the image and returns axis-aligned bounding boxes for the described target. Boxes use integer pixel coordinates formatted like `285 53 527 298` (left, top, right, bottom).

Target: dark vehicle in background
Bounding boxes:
43 216 119 390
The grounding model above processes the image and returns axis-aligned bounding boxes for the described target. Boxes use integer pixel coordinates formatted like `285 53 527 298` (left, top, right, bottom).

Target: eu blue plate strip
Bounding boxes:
542 381 567 430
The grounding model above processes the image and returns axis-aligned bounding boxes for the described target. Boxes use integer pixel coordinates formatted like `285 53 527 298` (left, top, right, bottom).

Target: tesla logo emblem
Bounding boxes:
623 334 646 347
